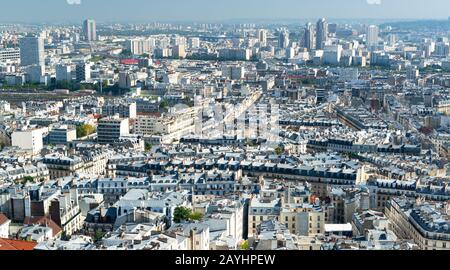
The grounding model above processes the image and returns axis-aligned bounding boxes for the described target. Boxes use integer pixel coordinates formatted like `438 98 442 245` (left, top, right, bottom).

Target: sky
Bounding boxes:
1 0 450 23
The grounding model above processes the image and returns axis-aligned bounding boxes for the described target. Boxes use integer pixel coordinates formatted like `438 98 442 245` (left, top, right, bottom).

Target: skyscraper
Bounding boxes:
367 25 379 46
83 19 97 42
279 29 290 49
304 23 315 51
19 36 45 66
257 29 267 47
316 18 328 50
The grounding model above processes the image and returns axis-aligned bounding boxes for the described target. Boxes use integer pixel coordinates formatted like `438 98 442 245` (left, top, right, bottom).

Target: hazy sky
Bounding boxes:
2 0 450 23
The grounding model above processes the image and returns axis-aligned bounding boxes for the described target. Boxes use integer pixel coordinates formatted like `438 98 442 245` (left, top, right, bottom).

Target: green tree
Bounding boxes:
160 100 169 109
145 143 153 152
120 49 133 57
275 144 285 155
76 124 96 138
173 206 192 223
21 176 34 185
189 212 204 221
240 240 250 250
93 230 106 242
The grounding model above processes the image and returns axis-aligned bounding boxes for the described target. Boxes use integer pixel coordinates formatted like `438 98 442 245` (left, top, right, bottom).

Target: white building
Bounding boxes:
0 48 20 63
11 128 44 154
0 214 10 238
97 116 130 144
367 25 380 46
135 110 195 143
126 38 154 55
189 37 200 49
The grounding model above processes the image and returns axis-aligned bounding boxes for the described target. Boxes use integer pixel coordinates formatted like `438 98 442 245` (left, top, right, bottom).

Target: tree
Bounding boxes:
160 100 169 109
275 144 285 155
189 212 204 221
120 49 132 57
145 143 153 152
76 124 96 138
60 231 72 241
173 206 192 223
240 240 250 250
93 230 106 242
21 176 34 185
173 207 205 223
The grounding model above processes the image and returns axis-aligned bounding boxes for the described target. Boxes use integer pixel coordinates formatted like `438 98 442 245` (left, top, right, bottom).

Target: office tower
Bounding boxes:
75 62 91 83
25 65 44 83
367 25 379 46
83 19 97 42
172 45 187 59
328 23 338 34
56 64 72 82
316 18 328 50
19 36 45 66
304 23 315 51
188 37 200 49
279 29 290 49
257 29 267 47
387 34 397 46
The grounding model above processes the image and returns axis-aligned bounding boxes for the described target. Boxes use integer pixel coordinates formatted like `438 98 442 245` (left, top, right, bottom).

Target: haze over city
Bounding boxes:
1 0 450 23
0 0 450 260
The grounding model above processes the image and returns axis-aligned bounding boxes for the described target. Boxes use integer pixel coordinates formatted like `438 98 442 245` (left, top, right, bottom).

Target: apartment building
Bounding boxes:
386 197 450 250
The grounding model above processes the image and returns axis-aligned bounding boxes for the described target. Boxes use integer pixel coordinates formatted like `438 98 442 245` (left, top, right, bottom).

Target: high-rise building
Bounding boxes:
257 29 267 47
19 36 45 66
55 64 72 82
367 25 379 46
25 65 44 83
188 37 200 49
316 18 328 50
75 62 91 83
304 23 315 51
279 29 290 49
172 45 187 59
125 38 154 55
83 19 97 42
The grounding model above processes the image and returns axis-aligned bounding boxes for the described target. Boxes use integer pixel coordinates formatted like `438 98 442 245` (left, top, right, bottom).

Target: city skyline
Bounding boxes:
1 0 450 23
1 0 450 256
